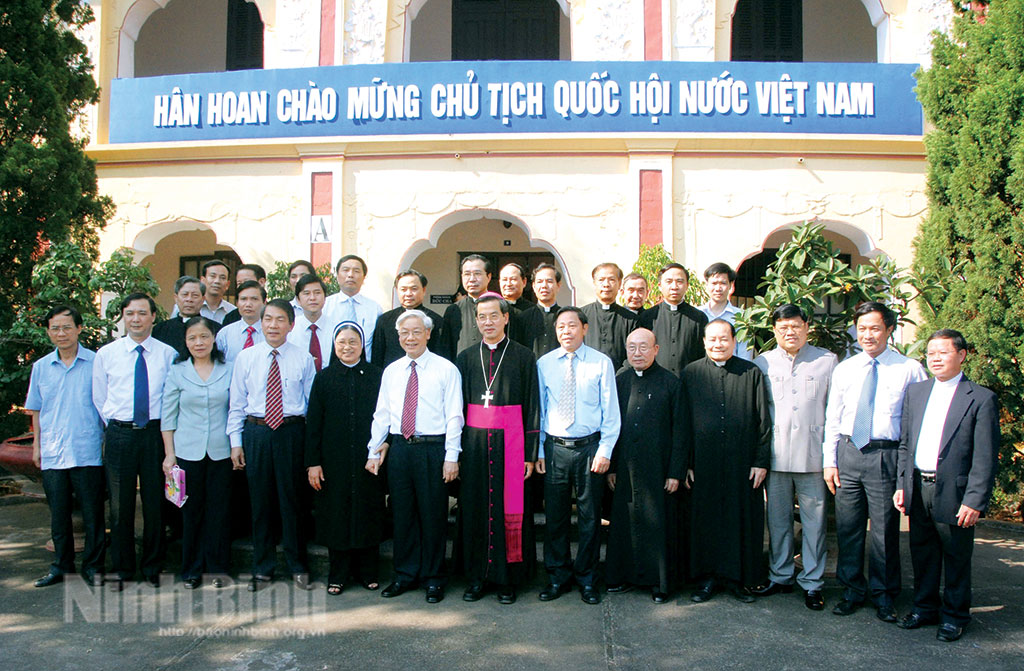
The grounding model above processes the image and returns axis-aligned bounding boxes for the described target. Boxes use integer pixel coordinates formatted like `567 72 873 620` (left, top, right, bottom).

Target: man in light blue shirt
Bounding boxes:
699 262 751 360
324 255 383 361
25 305 106 588
216 280 266 361
536 306 620 605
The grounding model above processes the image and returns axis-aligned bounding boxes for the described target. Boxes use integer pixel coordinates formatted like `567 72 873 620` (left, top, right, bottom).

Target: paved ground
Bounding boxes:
1 496 1022 671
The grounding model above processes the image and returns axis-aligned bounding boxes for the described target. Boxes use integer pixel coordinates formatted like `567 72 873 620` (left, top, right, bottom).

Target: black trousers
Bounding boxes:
243 421 308 577
834 438 901 606
543 438 604 588
105 422 165 580
178 455 232 579
328 547 379 585
388 436 448 587
909 475 975 626
41 465 106 576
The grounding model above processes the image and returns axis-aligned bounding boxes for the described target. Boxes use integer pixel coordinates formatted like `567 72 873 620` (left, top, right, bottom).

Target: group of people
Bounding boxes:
27 253 999 642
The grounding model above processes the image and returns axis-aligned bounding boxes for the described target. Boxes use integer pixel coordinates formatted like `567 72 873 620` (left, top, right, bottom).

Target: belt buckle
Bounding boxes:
562 437 576 447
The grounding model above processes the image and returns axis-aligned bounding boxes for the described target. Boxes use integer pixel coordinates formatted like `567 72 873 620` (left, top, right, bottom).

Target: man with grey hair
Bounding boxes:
155 275 213 353
367 309 464 604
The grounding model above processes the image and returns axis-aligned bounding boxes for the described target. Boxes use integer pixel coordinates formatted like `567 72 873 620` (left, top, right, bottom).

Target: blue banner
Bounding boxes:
108 61 922 143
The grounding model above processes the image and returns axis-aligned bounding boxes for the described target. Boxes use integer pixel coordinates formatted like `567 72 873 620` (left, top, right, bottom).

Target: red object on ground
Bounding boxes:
0 434 40 480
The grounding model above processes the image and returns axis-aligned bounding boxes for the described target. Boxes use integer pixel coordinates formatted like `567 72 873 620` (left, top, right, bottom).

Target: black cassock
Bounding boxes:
532 303 562 360
606 363 688 593
441 297 483 361
456 337 540 586
636 302 707 377
370 305 444 367
581 302 637 371
304 358 385 551
684 356 771 587
508 300 544 352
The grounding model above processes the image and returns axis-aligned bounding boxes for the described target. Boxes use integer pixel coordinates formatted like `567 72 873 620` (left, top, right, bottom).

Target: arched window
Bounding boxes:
452 0 560 60
730 0 876 63
731 0 803 62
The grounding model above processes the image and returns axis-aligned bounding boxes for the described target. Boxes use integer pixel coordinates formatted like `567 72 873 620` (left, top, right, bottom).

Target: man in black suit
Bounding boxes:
893 329 999 642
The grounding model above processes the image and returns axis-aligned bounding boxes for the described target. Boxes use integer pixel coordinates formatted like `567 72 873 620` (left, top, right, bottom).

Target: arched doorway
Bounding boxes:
398 210 574 310
137 226 242 314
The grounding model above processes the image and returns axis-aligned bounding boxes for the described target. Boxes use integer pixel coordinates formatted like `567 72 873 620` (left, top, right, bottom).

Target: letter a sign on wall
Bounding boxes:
310 215 331 243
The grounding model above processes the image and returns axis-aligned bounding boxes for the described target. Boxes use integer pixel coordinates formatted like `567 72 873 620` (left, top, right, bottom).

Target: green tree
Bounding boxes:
265 261 340 301
914 1 1024 515
630 243 707 308
0 1 112 438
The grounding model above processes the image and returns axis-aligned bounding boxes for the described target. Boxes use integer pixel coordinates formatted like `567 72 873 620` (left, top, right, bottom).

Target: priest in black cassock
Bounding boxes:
500 263 545 352
606 328 687 603
686 319 771 604
636 263 707 377
531 263 564 360
371 270 444 367
456 293 540 604
441 254 492 361
581 262 637 371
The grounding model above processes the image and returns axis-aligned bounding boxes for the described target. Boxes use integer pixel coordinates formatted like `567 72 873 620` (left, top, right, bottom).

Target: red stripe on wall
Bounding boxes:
639 169 663 248
311 172 333 267
319 0 336 66
644 0 662 61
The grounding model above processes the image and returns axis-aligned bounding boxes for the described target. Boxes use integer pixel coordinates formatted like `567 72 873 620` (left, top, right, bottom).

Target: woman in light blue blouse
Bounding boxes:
161 316 233 589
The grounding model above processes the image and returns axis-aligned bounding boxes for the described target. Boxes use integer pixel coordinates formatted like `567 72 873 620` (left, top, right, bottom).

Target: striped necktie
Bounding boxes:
266 349 284 430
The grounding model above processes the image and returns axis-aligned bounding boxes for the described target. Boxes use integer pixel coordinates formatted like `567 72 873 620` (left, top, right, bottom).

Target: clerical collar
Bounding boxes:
712 358 728 367
541 304 553 313
935 372 963 389
667 303 679 312
601 302 611 311
634 368 644 377
506 299 517 305
485 338 504 350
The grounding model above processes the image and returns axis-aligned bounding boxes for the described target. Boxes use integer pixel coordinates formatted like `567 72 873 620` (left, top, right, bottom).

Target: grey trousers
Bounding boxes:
766 471 827 591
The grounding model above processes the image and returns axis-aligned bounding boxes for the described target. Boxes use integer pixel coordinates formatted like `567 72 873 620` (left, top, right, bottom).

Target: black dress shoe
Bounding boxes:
34 571 64 588
463 583 485 602
144 574 160 588
936 623 964 642
876 604 897 623
652 591 669 604
730 586 756 604
381 581 416 598
539 582 572 602
580 585 601 605
497 586 517 605
425 585 445 603
606 583 635 594
805 590 824 611
691 579 716 603
247 575 272 592
293 573 313 590
183 577 201 590
897 612 939 630
752 582 794 597
832 599 863 616
211 577 226 589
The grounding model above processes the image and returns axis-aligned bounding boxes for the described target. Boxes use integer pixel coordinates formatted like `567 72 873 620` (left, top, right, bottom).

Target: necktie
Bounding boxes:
558 351 576 426
133 344 149 426
851 358 879 449
243 326 255 349
266 349 284 430
401 360 418 439
309 324 321 371
342 296 357 325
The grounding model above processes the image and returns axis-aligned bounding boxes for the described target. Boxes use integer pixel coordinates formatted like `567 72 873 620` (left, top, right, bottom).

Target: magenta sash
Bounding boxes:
466 403 525 563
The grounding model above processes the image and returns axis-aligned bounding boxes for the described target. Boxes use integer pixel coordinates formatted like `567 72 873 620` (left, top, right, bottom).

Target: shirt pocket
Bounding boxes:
769 375 786 401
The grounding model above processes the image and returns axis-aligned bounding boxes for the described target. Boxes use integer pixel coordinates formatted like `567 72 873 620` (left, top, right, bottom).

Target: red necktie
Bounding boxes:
266 350 284 430
401 360 418 439
243 326 255 349
308 324 321 371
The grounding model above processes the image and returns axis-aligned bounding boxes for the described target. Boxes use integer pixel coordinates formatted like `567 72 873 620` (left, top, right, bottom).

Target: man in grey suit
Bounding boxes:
753 304 837 610
893 329 999 642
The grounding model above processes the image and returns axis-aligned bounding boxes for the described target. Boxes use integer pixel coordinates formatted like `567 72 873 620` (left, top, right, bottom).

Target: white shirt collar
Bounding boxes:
935 372 963 389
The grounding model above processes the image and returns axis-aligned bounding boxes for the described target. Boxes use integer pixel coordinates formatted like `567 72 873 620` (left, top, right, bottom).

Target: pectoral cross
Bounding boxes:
481 390 494 408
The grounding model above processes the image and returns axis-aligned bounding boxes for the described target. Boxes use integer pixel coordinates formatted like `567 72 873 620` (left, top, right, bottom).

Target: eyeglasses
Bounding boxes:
398 329 426 338
626 344 652 354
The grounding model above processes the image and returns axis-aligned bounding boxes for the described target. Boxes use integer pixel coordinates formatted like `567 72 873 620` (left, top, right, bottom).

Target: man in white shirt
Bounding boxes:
216 280 266 362
199 260 235 323
324 254 383 361
823 302 926 621
92 293 177 590
893 329 999 642
288 274 338 373
228 299 317 591
366 310 463 604
286 260 315 311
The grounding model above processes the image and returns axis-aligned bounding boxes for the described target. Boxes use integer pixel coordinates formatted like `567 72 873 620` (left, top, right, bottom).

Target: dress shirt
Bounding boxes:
536 344 620 461
24 347 104 469
699 301 751 360
92 335 177 423
754 344 838 472
914 373 963 472
288 311 340 367
823 347 927 468
216 318 265 362
325 292 383 361
226 341 316 448
161 360 233 460
200 299 235 324
367 350 464 461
